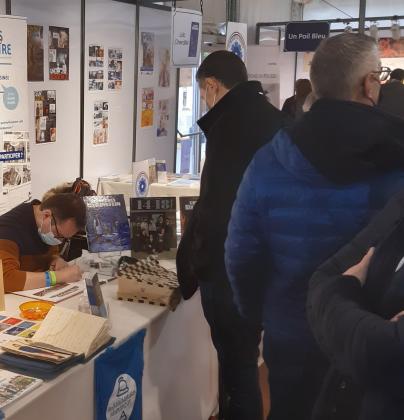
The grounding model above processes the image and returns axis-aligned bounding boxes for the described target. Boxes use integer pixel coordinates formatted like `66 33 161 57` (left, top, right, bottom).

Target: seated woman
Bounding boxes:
0 193 86 292
307 190 404 420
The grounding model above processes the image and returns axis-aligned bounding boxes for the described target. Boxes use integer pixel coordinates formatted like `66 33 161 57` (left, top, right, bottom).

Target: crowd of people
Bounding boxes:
178 33 404 420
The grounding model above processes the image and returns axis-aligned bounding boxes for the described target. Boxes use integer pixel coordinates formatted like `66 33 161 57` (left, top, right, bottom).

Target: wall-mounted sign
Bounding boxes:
171 8 202 68
226 22 248 63
284 21 330 52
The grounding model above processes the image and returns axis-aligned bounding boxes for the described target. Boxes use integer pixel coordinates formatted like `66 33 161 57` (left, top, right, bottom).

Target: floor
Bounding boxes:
209 362 270 420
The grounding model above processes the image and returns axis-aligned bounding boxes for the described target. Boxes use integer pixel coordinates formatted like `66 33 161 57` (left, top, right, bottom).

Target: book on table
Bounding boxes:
1 305 112 363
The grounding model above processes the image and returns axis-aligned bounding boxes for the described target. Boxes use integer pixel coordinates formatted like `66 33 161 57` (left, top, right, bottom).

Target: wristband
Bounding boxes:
45 271 51 288
49 271 57 286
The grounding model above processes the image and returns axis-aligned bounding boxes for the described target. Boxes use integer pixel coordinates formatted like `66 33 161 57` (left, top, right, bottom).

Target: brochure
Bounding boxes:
12 282 85 304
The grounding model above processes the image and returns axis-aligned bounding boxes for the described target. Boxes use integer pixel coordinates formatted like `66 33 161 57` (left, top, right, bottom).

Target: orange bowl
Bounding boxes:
19 301 54 320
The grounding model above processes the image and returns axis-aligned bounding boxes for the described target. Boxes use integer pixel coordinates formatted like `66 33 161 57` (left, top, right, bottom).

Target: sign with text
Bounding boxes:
171 8 202 67
284 22 330 52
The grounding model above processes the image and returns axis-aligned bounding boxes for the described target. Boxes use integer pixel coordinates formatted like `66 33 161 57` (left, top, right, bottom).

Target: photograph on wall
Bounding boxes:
2 165 31 191
2 131 30 164
130 197 177 259
379 38 404 58
107 48 122 91
157 99 169 138
158 48 170 88
88 45 104 91
34 90 56 144
140 32 155 74
27 25 44 82
141 88 154 128
93 100 109 146
48 26 69 80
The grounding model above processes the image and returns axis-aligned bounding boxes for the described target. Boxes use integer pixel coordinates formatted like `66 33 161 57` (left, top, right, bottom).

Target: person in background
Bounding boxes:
176 50 287 420
0 193 86 292
307 189 404 420
379 68 404 119
282 78 312 119
225 33 404 420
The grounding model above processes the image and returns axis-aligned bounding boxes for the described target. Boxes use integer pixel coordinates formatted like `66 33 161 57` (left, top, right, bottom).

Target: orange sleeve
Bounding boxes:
0 239 27 292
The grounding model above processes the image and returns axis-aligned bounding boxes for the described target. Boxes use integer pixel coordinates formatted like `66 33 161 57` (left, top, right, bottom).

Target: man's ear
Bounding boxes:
41 209 52 219
204 77 220 92
363 72 380 104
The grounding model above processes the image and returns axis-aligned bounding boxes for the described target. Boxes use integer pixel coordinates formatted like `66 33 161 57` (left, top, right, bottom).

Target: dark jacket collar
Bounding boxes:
197 81 264 135
290 98 404 184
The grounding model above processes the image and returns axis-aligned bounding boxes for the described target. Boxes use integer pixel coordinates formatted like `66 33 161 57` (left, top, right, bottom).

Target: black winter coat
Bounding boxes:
307 190 404 420
176 81 287 298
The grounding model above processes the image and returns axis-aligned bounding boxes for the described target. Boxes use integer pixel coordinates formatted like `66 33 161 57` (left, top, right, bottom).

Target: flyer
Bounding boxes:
157 99 169 138
108 48 122 91
158 48 170 87
141 88 154 128
141 32 154 73
34 90 56 144
48 26 69 80
27 25 44 82
93 100 109 146
89 45 104 91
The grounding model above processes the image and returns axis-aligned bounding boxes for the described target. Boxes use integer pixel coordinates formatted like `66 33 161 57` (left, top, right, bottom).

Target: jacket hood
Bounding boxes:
198 81 265 135
287 99 404 185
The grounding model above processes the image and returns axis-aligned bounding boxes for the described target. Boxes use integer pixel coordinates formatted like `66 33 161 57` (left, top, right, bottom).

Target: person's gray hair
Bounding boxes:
310 33 379 100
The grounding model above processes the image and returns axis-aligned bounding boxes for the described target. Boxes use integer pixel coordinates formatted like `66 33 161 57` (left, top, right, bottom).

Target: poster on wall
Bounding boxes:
93 101 109 146
48 26 69 80
89 45 104 91
158 48 170 87
141 88 154 128
27 25 44 82
247 46 280 109
141 32 155 74
171 8 202 67
226 22 248 63
157 99 169 138
108 48 122 91
1 131 32 211
34 90 56 144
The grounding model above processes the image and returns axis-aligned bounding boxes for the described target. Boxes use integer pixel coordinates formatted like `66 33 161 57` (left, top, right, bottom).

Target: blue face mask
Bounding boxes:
38 217 62 246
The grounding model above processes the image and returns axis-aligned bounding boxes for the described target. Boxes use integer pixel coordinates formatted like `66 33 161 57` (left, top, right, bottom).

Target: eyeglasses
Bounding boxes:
371 67 391 82
51 215 64 240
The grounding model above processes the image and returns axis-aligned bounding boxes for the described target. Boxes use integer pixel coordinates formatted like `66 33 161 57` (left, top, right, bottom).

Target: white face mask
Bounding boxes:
38 216 62 246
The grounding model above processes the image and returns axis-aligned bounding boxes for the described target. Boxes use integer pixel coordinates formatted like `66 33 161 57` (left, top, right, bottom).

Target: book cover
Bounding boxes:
0 369 42 408
156 160 168 184
130 197 177 259
85 273 108 318
179 196 198 235
84 195 131 253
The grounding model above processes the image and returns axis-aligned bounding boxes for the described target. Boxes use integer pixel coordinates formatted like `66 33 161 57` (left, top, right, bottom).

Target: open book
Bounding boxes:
2 306 111 361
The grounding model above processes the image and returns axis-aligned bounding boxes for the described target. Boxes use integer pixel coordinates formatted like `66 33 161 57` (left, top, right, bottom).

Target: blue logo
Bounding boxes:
227 32 247 62
135 172 149 197
2 85 19 110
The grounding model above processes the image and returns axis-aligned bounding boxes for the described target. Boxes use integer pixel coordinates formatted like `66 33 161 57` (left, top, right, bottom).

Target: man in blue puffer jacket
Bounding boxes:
225 33 404 420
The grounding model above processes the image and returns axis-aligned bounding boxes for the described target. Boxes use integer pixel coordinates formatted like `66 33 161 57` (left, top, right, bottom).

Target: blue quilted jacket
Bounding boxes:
225 129 404 343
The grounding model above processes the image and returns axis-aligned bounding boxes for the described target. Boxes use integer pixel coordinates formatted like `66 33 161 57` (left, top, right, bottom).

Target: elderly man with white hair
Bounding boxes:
225 33 404 420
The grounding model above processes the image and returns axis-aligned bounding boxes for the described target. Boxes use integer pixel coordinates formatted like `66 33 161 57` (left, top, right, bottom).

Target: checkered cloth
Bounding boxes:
116 256 181 310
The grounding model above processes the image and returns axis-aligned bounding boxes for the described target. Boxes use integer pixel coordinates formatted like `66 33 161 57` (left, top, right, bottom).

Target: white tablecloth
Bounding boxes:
1 268 218 420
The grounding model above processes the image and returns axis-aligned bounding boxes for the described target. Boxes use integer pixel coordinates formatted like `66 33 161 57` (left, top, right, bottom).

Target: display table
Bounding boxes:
98 175 200 210
1 263 218 420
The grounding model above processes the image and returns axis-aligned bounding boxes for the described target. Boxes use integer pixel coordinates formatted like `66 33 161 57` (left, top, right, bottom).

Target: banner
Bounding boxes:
247 46 280 109
226 22 248 63
95 329 146 420
171 8 202 68
0 15 30 214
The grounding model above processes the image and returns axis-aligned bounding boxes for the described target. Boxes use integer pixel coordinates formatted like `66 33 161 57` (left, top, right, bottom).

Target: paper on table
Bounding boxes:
33 306 109 358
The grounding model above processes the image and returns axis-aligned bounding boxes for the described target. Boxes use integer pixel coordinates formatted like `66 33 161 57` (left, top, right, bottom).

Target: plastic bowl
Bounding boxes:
19 301 54 320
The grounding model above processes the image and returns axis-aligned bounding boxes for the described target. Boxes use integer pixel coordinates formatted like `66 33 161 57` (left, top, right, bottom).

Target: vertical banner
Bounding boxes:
95 329 145 420
0 15 30 214
226 22 248 63
247 45 281 109
171 8 202 68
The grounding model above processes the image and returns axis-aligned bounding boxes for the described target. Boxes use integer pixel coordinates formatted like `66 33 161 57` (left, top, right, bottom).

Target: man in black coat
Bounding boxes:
176 51 287 419
379 68 404 119
307 189 404 420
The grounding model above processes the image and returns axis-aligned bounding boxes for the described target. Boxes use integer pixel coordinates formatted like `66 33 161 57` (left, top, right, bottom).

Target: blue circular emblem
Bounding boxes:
136 171 149 197
227 32 247 62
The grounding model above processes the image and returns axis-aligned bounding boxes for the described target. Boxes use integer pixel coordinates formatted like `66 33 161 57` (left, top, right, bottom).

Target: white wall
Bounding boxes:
179 0 226 24
12 0 81 199
83 0 135 187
